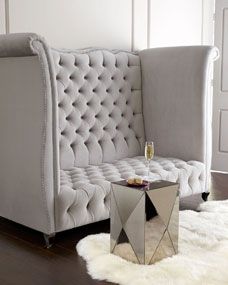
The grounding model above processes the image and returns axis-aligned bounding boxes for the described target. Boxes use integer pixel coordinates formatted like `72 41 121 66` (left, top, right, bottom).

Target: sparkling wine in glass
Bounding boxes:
145 141 154 182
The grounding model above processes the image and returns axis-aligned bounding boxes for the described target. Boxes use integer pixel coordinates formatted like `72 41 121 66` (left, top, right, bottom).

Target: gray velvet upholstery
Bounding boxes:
140 46 219 191
0 33 44 57
0 33 218 234
57 156 205 231
52 49 144 168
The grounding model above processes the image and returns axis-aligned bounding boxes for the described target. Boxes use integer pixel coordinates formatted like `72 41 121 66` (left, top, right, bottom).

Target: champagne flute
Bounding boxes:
145 141 154 182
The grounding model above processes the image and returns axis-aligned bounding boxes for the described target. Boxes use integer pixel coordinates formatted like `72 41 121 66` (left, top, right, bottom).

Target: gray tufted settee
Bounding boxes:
0 33 218 236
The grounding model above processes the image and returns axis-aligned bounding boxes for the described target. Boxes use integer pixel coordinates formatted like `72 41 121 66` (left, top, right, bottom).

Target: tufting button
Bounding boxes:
66 116 70 121
113 101 116 105
79 89 82 93
92 88 97 93
70 143 74 148
101 101 104 106
119 89 122 93
72 102 76 107
106 89 110 93
84 75 88 80
121 113 124 117
126 100 129 105
56 75 60 80
61 131 65 136
111 76 114 80
123 76 127 80
98 76 101 80
69 75 74 80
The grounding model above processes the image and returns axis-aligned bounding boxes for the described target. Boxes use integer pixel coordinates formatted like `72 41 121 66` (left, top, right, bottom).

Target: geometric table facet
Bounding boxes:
110 180 179 264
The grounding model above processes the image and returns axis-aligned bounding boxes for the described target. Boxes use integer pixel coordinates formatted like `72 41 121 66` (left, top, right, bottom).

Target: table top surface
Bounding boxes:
111 180 179 192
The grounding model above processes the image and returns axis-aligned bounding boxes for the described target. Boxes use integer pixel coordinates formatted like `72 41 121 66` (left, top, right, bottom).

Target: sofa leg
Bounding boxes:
202 192 210 202
43 233 55 248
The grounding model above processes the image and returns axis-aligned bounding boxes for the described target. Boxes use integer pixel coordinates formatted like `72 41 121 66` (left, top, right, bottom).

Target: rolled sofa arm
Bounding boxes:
0 33 59 234
140 46 218 168
0 33 44 57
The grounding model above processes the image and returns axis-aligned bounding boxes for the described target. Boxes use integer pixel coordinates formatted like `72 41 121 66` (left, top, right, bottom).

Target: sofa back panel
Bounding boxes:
52 49 145 169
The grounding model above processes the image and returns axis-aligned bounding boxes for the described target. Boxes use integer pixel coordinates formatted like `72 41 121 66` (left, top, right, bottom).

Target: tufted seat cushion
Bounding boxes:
55 156 205 231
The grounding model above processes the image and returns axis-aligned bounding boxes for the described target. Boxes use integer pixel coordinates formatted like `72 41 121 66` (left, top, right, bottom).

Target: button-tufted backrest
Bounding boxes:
52 49 145 169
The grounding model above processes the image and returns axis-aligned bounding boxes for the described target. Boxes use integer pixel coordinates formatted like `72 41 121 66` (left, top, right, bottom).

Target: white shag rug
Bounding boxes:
76 200 228 285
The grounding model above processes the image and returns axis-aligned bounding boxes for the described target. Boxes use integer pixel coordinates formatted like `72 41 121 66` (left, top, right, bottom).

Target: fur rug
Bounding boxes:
76 200 228 285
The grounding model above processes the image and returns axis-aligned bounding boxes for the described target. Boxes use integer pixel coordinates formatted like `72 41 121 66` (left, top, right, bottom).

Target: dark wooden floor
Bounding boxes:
0 172 227 285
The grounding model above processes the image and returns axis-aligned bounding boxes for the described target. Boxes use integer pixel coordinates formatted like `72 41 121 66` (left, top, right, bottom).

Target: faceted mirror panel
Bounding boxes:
147 185 178 226
112 184 143 225
110 190 123 252
124 195 145 264
113 229 139 263
167 197 179 253
145 193 167 264
145 193 159 221
149 230 175 264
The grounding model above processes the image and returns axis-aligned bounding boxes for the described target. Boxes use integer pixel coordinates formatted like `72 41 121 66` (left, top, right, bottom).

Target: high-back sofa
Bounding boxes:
0 33 218 238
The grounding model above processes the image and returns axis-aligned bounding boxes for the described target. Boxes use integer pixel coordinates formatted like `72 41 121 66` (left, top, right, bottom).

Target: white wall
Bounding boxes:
8 0 133 50
133 0 148 50
0 0 5 34
149 0 203 47
202 0 215 45
1 0 214 49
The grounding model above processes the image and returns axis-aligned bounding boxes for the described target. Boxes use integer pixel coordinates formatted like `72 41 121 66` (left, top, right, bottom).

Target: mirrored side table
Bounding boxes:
110 180 179 264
